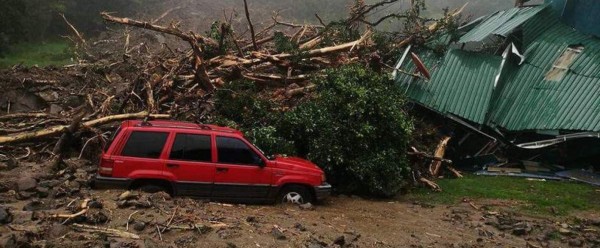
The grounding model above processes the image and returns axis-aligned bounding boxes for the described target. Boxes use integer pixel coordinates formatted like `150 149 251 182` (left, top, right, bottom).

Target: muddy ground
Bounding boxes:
1 159 600 248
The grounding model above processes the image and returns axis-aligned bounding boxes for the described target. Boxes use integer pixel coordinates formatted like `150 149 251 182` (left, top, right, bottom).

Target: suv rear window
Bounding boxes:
216 136 259 165
121 131 168 158
169 133 212 162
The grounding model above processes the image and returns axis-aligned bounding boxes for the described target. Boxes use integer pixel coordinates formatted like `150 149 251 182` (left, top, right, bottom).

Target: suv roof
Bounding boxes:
122 120 242 135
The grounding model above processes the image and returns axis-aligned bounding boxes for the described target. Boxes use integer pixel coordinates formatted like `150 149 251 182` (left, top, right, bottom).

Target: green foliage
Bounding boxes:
410 175 600 216
273 32 297 53
245 126 296 157
0 41 73 68
213 81 275 127
212 81 295 156
214 64 413 197
281 65 413 196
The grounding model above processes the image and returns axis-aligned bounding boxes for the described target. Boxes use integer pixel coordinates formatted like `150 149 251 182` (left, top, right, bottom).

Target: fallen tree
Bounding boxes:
0 112 169 145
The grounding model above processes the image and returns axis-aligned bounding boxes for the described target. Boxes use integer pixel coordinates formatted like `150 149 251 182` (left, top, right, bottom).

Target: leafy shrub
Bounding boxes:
214 65 413 197
281 65 413 196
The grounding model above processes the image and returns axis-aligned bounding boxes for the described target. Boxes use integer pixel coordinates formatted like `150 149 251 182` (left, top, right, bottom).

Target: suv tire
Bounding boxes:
278 185 313 204
138 184 165 193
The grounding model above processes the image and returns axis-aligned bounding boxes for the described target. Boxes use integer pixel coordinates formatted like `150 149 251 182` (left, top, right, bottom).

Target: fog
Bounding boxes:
0 0 545 56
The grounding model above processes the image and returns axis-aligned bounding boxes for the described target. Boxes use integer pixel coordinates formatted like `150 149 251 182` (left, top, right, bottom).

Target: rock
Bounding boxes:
66 180 81 189
38 180 59 188
88 200 103 209
36 187 49 198
0 158 17 171
217 229 239 239
49 104 63 114
10 211 33 224
306 237 328 248
245 216 257 223
0 233 17 248
22 200 45 211
118 191 137 201
0 207 12 224
16 191 33 200
47 224 69 238
333 235 346 246
88 211 109 224
133 221 146 232
294 223 307 232
38 91 59 102
299 202 315 210
271 227 286 240
64 95 84 108
116 200 130 208
568 238 584 247
134 197 153 208
344 231 361 243
53 189 67 198
512 222 533 236
16 177 37 192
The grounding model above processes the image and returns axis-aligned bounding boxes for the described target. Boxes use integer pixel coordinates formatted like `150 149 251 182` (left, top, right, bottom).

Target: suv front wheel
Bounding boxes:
278 185 313 204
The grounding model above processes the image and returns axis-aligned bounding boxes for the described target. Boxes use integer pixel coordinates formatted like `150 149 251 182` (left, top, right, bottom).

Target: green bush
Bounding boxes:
281 65 413 196
214 65 413 197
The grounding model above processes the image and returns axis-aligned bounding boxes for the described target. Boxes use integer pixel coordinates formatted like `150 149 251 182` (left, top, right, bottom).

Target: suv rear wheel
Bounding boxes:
279 185 313 204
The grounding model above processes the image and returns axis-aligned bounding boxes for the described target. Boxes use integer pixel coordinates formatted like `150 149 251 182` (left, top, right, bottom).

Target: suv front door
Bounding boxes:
212 136 272 200
165 132 215 197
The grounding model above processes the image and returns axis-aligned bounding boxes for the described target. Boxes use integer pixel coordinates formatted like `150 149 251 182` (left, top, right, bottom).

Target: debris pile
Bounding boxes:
0 0 462 192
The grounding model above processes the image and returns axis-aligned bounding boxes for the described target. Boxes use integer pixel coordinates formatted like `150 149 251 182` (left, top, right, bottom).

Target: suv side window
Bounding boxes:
120 131 168 158
169 133 212 162
216 136 260 165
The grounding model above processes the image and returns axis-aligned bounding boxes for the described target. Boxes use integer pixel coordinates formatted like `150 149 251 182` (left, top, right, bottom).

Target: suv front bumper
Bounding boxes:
314 183 332 201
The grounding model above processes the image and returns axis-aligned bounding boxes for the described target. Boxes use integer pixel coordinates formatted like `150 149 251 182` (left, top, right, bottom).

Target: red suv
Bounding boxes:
93 120 331 204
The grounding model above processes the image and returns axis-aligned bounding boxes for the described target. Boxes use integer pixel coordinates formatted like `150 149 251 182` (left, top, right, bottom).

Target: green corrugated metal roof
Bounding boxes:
396 5 600 132
487 14 600 132
459 5 546 43
400 49 501 124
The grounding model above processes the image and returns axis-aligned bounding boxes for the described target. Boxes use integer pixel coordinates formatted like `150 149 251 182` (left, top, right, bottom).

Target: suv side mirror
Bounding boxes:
254 156 266 168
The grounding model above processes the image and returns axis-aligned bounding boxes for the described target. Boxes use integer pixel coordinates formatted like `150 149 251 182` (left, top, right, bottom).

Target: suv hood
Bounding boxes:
272 156 322 173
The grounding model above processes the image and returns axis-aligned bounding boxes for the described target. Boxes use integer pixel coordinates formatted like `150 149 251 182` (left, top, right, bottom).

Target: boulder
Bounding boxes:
0 207 12 224
16 177 37 192
133 221 146 232
271 227 286 240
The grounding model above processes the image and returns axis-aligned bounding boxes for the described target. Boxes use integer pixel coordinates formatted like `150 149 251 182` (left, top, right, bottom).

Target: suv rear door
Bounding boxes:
212 135 272 199
111 130 169 179
165 132 215 196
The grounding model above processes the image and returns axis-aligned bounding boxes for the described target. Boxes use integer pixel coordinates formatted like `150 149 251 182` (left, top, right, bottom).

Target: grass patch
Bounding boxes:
408 175 600 216
0 41 74 68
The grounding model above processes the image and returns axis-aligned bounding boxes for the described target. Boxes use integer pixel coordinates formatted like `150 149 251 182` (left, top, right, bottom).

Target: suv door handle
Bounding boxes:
166 163 179 168
216 167 229 173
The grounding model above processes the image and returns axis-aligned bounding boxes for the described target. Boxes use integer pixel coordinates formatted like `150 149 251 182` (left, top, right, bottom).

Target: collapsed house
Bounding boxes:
394 1 600 174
